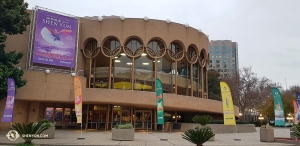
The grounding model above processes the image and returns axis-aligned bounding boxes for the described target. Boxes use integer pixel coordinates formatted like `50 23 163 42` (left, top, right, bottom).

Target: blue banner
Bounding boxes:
272 87 285 126
296 92 300 122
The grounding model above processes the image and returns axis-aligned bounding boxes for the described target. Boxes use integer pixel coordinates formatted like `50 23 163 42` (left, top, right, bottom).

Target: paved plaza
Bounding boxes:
0 127 298 146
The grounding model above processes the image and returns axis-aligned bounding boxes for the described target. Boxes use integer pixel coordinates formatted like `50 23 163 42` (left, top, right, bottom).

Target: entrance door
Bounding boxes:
134 110 152 130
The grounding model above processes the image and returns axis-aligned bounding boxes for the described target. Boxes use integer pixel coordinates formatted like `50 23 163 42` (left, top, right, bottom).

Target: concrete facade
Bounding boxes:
0 9 239 130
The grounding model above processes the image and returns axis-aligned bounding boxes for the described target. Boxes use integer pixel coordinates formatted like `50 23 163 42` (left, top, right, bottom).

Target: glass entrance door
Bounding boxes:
134 110 152 129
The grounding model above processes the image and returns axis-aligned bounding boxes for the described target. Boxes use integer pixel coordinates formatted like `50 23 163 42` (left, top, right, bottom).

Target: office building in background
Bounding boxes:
209 40 239 76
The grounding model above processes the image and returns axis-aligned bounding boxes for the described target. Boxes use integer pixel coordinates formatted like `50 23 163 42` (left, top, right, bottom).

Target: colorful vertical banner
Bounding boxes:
220 82 236 125
296 92 300 122
156 78 164 124
293 100 298 124
1 78 16 122
272 87 285 126
74 76 82 123
32 8 78 68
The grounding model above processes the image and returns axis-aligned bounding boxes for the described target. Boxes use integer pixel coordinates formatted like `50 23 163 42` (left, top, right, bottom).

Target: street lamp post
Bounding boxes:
258 114 264 127
286 113 294 126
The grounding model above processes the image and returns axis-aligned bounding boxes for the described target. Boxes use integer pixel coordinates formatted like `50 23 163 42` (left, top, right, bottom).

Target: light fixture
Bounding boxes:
98 16 103 22
239 113 242 116
121 53 126 56
115 60 121 62
77 70 83 75
172 115 175 119
114 56 118 59
144 16 148 21
165 19 171 24
71 72 76 76
184 23 189 28
142 63 149 65
45 69 50 74
120 15 125 21
127 63 132 65
153 60 161 62
141 53 147 56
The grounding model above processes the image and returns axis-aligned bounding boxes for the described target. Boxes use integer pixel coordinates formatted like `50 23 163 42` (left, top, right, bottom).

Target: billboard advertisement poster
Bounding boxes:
32 9 78 68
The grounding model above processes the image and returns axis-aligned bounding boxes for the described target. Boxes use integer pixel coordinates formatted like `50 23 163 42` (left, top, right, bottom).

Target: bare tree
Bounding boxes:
221 67 273 120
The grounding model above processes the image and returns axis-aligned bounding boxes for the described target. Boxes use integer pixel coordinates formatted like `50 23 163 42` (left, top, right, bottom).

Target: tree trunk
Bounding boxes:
25 139 32 144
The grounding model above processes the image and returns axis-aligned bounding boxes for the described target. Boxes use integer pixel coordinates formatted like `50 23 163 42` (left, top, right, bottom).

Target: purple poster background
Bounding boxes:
45 108 54 121
32 9 78 68
1 78 16 122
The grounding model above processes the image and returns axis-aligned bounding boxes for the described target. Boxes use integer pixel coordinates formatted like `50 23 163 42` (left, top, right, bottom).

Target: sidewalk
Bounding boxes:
0 127 297 146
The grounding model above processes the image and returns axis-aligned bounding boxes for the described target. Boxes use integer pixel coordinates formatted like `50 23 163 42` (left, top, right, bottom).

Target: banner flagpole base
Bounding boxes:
160 124 168 141
77 123 85 140
233 125 241 141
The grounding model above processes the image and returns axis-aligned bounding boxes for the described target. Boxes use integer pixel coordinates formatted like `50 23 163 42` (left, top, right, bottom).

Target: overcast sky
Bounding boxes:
26 0 300 89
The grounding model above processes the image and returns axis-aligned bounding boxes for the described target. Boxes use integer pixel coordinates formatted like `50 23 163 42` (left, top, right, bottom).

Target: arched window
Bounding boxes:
84 39 98 88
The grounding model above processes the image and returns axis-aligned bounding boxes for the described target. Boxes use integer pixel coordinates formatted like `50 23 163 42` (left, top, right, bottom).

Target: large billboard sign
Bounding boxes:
31 7 79 68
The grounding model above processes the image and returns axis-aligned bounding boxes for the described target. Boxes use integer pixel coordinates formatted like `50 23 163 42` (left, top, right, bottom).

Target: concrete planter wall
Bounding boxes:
36 127 55 139
172 123 256 133
260 128 274 142
112 128 134 141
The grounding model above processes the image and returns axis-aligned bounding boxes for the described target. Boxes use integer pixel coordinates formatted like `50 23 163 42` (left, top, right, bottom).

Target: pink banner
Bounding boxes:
293 100 298 124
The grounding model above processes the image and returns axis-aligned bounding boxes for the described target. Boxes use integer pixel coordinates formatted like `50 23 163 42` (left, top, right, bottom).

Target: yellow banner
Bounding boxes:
74 76 82 123
220 81 236 125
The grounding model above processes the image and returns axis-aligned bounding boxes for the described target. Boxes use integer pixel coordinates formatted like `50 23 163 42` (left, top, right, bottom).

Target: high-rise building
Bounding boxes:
209 40 239 76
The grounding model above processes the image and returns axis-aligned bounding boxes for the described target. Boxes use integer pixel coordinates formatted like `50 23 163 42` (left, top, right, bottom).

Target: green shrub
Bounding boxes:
182 128 215 146
193 115 213 126
39 119 54 128
291 125 300 138
11 122 50 144
113 123 133 129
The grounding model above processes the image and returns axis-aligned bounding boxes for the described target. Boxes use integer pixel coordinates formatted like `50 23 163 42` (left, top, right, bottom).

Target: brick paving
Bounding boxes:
0 127 297 146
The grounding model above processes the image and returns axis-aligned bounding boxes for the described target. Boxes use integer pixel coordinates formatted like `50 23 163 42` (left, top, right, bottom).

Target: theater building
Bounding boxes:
0 7 239 130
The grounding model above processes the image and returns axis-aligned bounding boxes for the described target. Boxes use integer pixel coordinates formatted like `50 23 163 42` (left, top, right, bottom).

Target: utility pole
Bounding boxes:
285 78 287 91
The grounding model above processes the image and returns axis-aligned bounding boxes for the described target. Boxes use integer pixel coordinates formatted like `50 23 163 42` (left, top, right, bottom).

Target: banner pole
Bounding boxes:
77 123 85 140
233 125 241 141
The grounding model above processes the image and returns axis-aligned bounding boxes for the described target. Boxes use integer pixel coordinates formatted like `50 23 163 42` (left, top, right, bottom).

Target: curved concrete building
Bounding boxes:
0 8 239 130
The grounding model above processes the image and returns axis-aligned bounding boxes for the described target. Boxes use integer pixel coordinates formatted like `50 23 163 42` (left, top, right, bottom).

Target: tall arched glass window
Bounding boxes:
134 54 153 91
112 39 136 90
193 62 200 97
177 58 190 96
84 40 98 88
95 38 120 89
157 55 174 94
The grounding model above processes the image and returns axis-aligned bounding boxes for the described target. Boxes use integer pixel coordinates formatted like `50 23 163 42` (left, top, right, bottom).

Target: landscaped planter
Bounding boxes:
209 135 215 141
36 126 55 139
260 128 274 142
112 128 134 141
